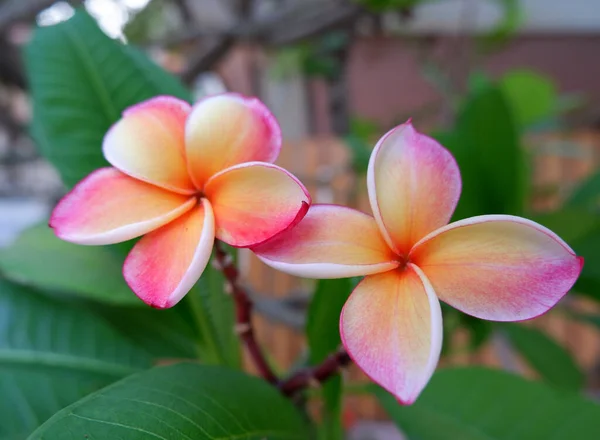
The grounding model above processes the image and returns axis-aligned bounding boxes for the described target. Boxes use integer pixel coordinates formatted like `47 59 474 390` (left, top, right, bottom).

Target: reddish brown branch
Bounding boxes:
279 349 352 396
214 241 278 384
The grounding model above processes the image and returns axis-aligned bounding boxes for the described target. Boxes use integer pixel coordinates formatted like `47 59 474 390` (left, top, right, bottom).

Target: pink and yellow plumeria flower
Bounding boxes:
50 94 310 308
253 122 583 404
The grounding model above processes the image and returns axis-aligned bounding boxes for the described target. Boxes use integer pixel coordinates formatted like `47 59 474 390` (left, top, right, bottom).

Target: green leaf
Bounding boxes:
530 208 598 244
571 226 600 300
0 224 139 305
307 278 353 440
376 367 600 440
499 69 557 128
501 323 584 391
30 363 310 440
0 279 151 439
344 117 379 175
443 86 527 220
568 170 600 210
25 9 191 188
94 305 200 360
479 0 522 49
185 253 241 368
307 279 352 363
467 70 493 94
349 117 379 140
178 246 240 368
353 0 421 13
461 314 493 350
344 134 372 175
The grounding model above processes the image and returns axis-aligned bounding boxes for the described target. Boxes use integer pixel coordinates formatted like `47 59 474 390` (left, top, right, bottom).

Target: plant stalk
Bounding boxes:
214 241 279 384
279 349 352 396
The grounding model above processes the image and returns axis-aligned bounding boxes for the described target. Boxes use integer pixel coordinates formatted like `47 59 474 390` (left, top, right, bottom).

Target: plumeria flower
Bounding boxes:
253 122 582 404
50 94 310 308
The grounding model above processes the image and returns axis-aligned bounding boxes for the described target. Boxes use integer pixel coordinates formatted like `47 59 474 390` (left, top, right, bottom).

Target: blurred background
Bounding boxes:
1 0 599 438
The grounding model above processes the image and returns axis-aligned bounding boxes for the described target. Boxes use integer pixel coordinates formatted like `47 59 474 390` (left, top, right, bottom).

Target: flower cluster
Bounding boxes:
51 94 582 403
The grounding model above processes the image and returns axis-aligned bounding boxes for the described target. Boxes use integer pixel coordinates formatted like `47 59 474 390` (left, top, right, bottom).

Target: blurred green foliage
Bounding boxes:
441 84 527 219
271 32 350 81
306 278 354 440
502 323 584 391
377 368 600 439
480 0 523 49
499 69 558 128
344 117 380 175
353 0 422 12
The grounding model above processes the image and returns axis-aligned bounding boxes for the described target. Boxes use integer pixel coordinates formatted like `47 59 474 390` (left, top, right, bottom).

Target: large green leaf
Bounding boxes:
29 363 310 439
307 278 352 364
184 253 241 368
306 278 353 440
501 323 583 391
25 9 191 187
0 224 139 305
94 305 200 360
0 280 151 439
441 86 527 220
376 367 600 440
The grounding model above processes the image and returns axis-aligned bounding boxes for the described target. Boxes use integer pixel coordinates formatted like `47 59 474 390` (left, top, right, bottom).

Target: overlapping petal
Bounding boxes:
103 96 195 194
50 168 196 245
253 205 399 278
340 265 443 404
204 162 310 247
185 94 282 187
123 198 215 308
367 122 461 256
410 215 583 321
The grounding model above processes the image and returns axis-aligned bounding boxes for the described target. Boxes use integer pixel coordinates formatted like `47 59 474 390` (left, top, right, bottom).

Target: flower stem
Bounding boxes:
214 241 278 384
278 349 352 396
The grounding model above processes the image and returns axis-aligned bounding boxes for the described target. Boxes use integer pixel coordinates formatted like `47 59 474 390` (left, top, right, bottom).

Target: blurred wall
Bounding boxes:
348 35 600 130
218 35 600 134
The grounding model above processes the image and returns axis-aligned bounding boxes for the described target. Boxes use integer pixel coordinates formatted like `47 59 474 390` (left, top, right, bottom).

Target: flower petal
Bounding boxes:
103 96 195 194
410 215 583 321
185 93 281 187
367 122 461 256
204 162 310 247
123 198 215 308
253 204 399 278
50 168 196 245
341 265 443 404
